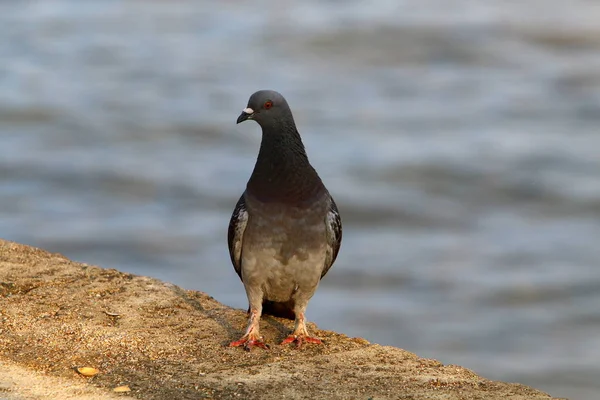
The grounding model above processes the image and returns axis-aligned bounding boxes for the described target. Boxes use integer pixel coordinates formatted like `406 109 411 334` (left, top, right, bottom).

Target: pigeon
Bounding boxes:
228 90 342 350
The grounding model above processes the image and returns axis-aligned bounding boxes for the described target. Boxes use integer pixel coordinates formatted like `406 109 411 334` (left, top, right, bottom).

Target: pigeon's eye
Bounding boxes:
264 100 273 110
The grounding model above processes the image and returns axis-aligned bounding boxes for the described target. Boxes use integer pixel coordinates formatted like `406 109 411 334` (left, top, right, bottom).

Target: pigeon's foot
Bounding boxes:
281 311 321 348
281 334 322 348
230 308 268 350
229 337 270 351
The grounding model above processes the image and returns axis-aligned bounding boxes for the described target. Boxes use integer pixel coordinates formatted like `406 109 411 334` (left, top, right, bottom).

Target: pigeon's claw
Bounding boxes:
281 334 322 348
229 337 270 351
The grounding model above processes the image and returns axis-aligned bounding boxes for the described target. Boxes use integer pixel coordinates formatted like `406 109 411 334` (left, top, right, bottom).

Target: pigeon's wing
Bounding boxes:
322 196 342 279
227 194 248 280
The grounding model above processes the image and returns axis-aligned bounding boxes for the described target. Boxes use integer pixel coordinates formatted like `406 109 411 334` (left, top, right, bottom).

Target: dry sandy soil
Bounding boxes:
0 239 561 400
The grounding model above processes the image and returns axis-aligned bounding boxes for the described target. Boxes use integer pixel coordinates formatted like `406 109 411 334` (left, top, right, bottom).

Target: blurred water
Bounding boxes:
2 1 600 399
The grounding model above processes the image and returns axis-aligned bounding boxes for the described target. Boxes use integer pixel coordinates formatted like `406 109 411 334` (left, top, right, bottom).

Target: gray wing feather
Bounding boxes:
322 196 342 278
227 194 248 280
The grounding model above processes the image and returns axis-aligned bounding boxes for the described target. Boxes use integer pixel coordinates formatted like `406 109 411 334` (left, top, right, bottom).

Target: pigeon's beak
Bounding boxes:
236 107 254 124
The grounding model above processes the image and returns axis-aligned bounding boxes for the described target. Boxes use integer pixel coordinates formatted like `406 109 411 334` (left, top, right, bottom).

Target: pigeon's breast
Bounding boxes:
241 194 328 302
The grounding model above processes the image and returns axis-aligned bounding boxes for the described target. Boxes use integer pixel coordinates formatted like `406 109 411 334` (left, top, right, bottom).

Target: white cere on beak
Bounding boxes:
243 107 254 114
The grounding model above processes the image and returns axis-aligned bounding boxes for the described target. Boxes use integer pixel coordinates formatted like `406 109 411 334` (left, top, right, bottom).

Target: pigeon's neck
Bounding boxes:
247 125 324 204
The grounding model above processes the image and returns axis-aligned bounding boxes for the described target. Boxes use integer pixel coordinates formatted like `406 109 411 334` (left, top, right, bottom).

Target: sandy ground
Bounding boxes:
0 239 561 400
0 359 127 400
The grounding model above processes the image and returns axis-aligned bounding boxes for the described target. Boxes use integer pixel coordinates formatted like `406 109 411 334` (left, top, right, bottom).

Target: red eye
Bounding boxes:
264 100 273 110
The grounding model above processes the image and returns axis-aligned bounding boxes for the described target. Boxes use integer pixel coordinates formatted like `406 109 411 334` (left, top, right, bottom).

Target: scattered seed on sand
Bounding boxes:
76 367 99 377
104 311 121 317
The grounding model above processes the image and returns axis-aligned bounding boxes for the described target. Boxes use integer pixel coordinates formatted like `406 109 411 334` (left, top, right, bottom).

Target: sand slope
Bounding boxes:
0 239 560 400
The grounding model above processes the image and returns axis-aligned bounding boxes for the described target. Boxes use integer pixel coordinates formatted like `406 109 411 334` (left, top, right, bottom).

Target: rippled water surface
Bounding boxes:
2 2 600 399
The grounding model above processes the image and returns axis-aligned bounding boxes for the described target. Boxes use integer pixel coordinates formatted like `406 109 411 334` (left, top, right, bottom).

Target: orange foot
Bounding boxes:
281 335 322 348
229 337 270 351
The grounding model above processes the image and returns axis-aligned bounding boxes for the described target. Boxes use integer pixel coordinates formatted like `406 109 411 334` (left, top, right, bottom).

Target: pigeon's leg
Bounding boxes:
230 285 269 350
281 302 322 348
229 308 268 350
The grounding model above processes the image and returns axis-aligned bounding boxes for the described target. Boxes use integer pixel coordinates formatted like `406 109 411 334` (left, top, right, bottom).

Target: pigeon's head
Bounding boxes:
236 90 294 129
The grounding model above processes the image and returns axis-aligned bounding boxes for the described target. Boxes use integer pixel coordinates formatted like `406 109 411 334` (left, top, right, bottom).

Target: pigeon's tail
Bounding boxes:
261 299 296 320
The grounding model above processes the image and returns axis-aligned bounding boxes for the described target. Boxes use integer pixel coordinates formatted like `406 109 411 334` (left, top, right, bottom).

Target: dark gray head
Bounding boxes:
236 90 296 130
